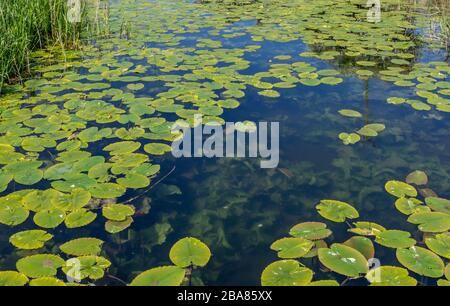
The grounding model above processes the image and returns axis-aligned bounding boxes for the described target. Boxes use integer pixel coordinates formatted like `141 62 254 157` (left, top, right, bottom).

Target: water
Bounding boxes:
0 0 449 286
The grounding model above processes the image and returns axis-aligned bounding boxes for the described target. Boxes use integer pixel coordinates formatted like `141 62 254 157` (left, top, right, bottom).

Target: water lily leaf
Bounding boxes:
396 246 444 278
395 198 426 215
102 204 135 221
63 256 111 281
0 271 29 286
117 174 150 189
289 222 332 240
407 212 450 233
29 277 66 286
33 209 66 228
385 180 417 198
169 237 211 268
303 240 328 258
105 217 134 234
375 230 416 249
437 279 450 286
270 237 314 259
143 143 172 155
129 266 186 286
425 234 450 259
338 109 362 118
318 243 369 277
343 236 375 260
22 189 59 212
425 197 450 214
261 260 313 286
308 280 340 286
64 209 97 228
12 168 43 186
348 222 386 236
104 141 141 155
89 183 126 199
406 170 428 185
0 201 29 226
52 189 91 211
366 266 417 286
60 238 104 256
9 230 53 250
16 254 65 278
338 133 360 145
316 199 359 223
258 90 280 98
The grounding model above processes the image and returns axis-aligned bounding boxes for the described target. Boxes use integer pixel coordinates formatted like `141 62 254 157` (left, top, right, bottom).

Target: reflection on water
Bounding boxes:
0 0 449 285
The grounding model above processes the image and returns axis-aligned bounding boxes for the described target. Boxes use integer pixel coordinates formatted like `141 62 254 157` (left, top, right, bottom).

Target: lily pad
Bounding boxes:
338 133 360 145
29 277 66 286
117 174 150 189
169 237 211 268
366 266 417 286
63 256 111 281
64 209 97 228
316 199 359 223
289 222 332 240
89 183 126 199
9 230 53 250
143 143 172 155
385 180 417 198
396 246 444 278
102 204 135 221
318 243 369 277
0 271 29 286
261 260 313 286
270 237 314 259
16 254 65 278
406 170 428 185
129 266 186 286
425 197 450 214
338 109 362 118
0 201 29 226
425 234 450 259
374 230 416 249
105 217 134 234
407 212 450 233
343 236 375 260
348 222 386 236
60 238 104 256
33 209 66 228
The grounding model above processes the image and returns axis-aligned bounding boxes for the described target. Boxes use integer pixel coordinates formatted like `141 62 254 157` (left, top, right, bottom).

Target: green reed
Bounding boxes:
0 0 85 92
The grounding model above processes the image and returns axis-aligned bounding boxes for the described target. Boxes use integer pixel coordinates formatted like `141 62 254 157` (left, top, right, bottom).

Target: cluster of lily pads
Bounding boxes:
261 170 450 286
338 108 386 145
0 235 210 286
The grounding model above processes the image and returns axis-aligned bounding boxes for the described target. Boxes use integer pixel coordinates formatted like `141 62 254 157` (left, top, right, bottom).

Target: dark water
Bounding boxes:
0 0 449 286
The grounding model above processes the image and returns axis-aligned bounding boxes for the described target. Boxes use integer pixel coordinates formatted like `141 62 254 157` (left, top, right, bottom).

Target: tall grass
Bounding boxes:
0 0 85 92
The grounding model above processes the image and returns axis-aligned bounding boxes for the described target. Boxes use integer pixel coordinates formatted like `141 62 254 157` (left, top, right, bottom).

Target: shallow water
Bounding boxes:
0 0 449 286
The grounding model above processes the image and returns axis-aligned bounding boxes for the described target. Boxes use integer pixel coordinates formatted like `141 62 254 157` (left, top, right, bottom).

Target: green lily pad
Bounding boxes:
104 141 141 155
318 243 369 277
63 256 111 281
0 271 29 286
366 266 417 286
338 109 362 118
396 246 444 278
105 217 134 234
261 260 313 286
316 199 359 223
385 180 418 198
169 237 211 268
9 230 53 250
348 222 386 236
270 237 314 259
22 189 58 212
0 201 29 226
289 222 332 240
60 238 104 256
406 170 428 185
29 277 66 286
425 197 450 214
395 197 426 215
64 209 97 228
89 183 126 199
33 209 66 228
102 204 135 221
13 168 43 186
143 143 172 155
343 236 375 260
16 254 65 278
117 174 150 189
407 212 450 233
338 133 361 145
425 234 450 259
375 230 416 249
52 189 91 211
129 266 186 286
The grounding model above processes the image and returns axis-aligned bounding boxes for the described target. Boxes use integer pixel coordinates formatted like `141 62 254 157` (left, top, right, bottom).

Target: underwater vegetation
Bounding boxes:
0 0 449 286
